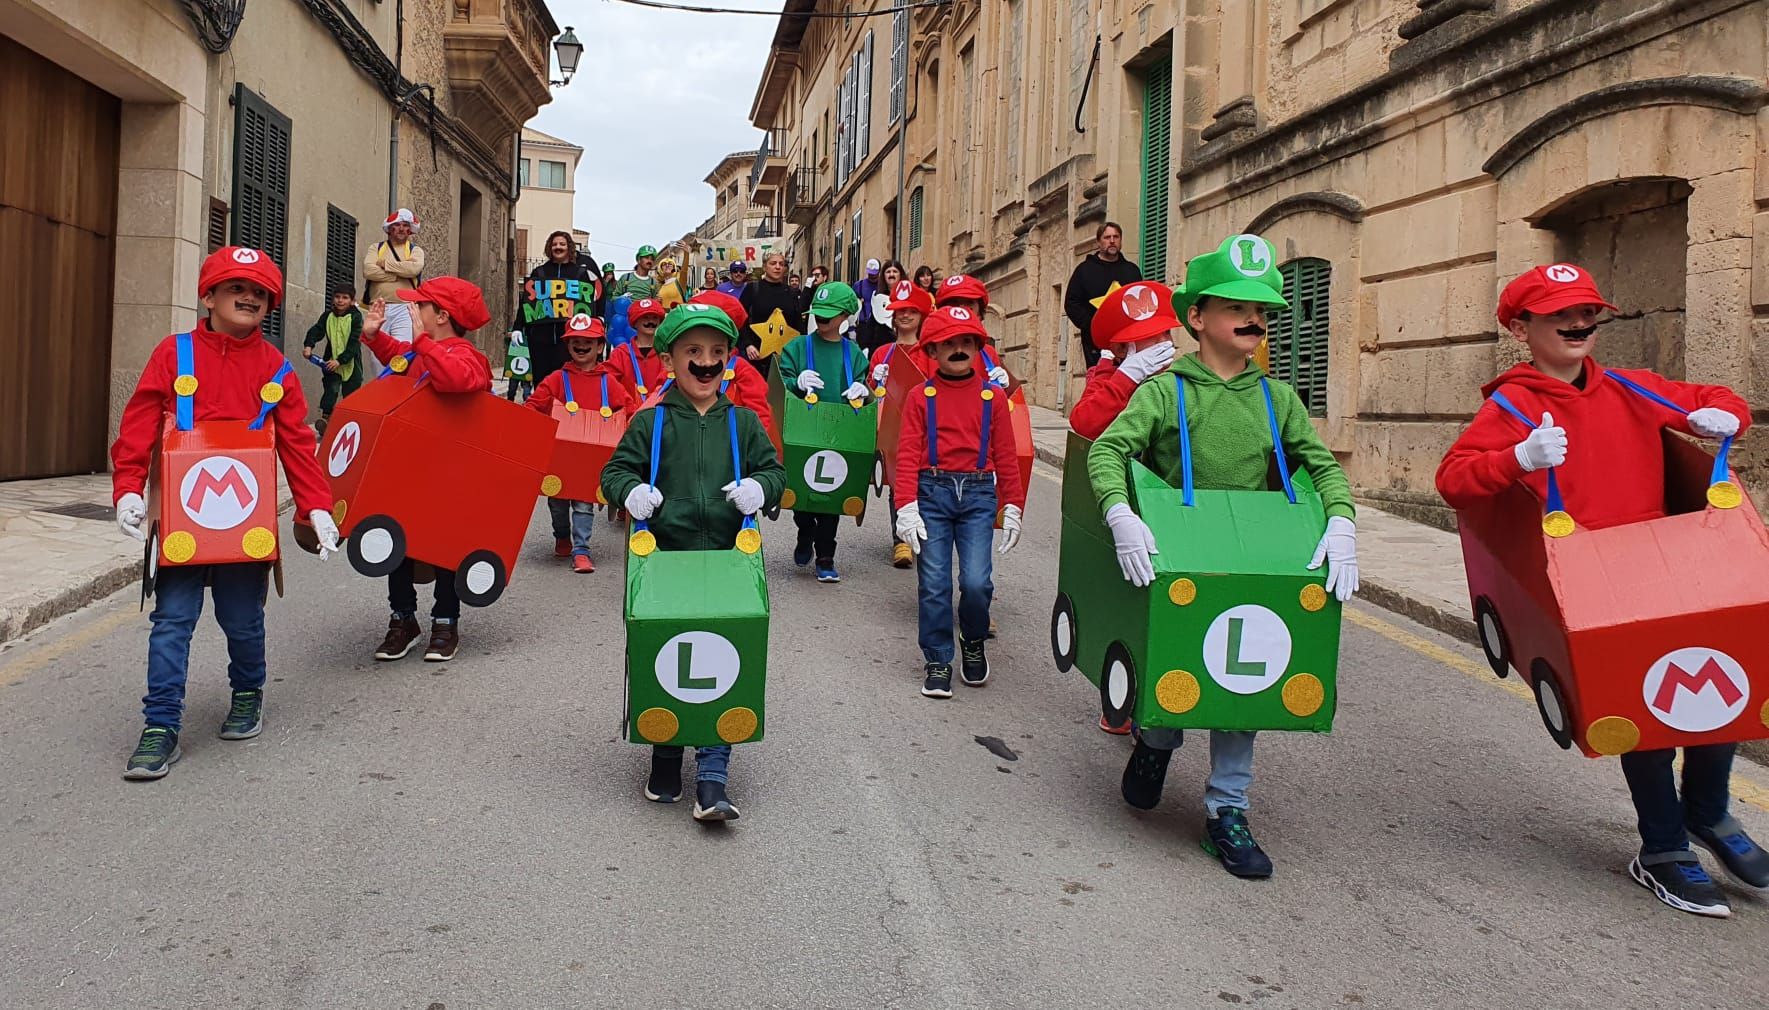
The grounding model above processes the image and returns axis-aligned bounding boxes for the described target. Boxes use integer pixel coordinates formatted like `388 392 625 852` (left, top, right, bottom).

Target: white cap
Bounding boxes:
866 258 880 273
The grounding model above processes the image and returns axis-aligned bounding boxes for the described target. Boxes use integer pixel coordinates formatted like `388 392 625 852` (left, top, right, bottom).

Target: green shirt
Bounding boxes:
1088 352 1353 519
618 272 659 301
775 333 870 401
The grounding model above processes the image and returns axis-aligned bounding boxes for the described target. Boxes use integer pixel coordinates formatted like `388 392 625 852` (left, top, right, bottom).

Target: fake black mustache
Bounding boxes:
686 361 725 380
945 352 972 362
1234 324 1267 337
1558 325 1597 340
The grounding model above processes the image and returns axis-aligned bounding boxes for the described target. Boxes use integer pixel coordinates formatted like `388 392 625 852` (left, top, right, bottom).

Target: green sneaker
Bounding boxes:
219 690 264 740
123 726 181 780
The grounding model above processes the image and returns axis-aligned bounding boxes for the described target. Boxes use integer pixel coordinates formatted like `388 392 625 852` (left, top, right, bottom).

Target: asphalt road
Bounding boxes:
2 461 1766 1009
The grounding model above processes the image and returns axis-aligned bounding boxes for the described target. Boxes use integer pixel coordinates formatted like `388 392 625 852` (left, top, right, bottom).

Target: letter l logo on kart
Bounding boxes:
1224 617 1267 679
677 640 717 691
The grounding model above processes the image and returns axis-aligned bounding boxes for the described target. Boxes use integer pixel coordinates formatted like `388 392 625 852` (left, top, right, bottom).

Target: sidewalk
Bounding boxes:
0 475 142 646
1025 404 1476 643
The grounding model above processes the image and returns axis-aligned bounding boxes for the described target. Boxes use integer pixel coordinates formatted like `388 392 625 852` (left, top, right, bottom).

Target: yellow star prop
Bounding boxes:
1089 281 1124 310
751 308 801 359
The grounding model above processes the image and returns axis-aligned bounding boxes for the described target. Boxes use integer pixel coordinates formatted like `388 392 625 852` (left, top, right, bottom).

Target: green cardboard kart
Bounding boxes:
1052 426 1343 733
767 363 877 522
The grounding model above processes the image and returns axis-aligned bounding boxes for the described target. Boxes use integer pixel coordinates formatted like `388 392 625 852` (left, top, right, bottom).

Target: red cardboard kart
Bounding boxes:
319 374 557 607
544 371 628 505
1454 431 1769 757
147 417 281 571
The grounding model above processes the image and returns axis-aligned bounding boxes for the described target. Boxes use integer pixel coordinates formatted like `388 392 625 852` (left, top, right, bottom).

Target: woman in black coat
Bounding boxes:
512 230 603 382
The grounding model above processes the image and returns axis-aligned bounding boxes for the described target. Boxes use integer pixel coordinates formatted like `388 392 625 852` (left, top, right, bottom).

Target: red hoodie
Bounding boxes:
361 327 492 394
111 320 331 515
1067 358 1139 440
606 342 667 401
1436 358 1749 529
895 369 1024 510
525 359 638 417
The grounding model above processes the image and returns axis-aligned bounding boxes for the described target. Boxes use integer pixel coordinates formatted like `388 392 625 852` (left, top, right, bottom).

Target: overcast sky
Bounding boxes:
529 0 781 270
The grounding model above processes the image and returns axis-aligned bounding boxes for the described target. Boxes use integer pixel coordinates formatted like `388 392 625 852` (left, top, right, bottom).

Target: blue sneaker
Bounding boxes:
1689 816 1769 889
815 559 840 583
123 726 181 781
219 689 264 740
1629 852 1730 917
1203 808 1273 878
793 540 813 567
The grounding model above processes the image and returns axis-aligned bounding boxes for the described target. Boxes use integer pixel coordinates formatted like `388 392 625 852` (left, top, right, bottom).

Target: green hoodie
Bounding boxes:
1088 352 1353 519
600 387 786 552
776 332 871 401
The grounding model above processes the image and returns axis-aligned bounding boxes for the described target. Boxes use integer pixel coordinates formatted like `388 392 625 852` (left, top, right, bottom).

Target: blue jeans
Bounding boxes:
144 563 269 731
654 744 732 784
1620 744 1735 854
1138 727 1258 815
914 471 996 664
548 498 595 555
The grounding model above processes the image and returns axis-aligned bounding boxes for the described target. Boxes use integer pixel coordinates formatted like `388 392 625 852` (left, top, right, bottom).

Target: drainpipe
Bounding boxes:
388 0 404 212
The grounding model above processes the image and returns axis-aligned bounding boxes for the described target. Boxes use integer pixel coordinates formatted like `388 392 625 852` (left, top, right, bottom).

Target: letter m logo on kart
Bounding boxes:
179 456 260 531
1641 647 1750 733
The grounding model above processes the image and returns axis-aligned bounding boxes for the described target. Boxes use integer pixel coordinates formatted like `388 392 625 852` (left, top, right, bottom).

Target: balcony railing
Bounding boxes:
784 166 820 225
749 127 789 192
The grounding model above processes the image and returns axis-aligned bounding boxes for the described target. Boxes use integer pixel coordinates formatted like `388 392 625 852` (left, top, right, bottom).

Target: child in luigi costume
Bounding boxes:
1087 233 1360 879
525 313 637 572
777 281 874 582
601 304 786 820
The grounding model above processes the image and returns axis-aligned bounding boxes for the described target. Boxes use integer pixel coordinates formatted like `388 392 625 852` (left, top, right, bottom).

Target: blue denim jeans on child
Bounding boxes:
144 563 269 731
1139 727 1258 814
655 744 731 784
1620 743 1735 854
915 470 997 664
547 498 595 555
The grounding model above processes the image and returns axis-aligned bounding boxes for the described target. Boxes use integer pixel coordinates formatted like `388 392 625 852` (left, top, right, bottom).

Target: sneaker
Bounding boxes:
1098 713 1131 736
553 537 572 558
645 750 683 803
1121 739 1171 810
218 689 264 740
793 541 813 567
374 615 423 660
1629 853 1730 917
572 554 595 574
423 621 459 662
1203 808 1274 879
815 559 841 583
122 726 181 781
891 542 913 568
959 637 990 686
921 663 954 699
1688 816 1769 889
692 780 741 822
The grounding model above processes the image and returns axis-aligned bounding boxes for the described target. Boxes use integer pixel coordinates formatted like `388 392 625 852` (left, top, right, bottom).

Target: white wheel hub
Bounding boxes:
358 528 394 565
1541 678 1566 733
464 560 497 595
1054 610 1073 657
1106 659 1130 709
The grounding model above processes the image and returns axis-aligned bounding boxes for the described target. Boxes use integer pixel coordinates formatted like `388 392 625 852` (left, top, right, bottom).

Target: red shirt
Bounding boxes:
1067 359 1138 440
726 356 773 427
526 360 638 417
868 340 930 380
1436 358 1750 529
606 342 667 401
361 328 492 394
894 369 1024 509
110 320 331 515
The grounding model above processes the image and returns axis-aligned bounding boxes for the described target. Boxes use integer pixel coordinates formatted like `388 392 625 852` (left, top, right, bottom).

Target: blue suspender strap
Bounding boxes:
1173 373 1195 507
976 383 993 470
630 404 667 543
728 405 759 541
1606 370 1738 502
249 360 293 431
1260 378 1298 505
561 370 576 412
1605 371 1687 414
378 350 416 378
599 374 610 412
1487 389 1568 520
625 344 647 394
173 332 196 431
925 382 939 469
842 337 861 412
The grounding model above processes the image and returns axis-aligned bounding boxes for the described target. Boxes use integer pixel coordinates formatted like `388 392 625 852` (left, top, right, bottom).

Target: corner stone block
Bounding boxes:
1689 170 1755 243
1754 211 1769 311
1373 272 1448 345
1683 267 1754 389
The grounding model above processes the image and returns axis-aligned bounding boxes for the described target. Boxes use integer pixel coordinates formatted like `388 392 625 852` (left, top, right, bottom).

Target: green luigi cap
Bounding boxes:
1173 233 1288 334
653 303 738 353
636 245 659 259
808 280 860 320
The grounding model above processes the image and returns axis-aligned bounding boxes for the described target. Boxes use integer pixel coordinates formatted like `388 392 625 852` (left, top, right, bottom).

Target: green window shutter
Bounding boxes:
325 205 357 301
908 187 923 251
231 84 291 349
1269 258 1331 417
1138 59 1172 283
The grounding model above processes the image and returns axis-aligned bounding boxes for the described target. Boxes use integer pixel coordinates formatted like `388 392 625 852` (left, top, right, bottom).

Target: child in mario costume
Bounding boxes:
608 298 670 403
358 277 495 664
110 246 341 781
871 279 935 568
893 307 1024 699
1088 234 1359 879
1069 281 1181 440
601 304 785 821
935 275 1012 387
1436 263 1765 917
526 313 637 573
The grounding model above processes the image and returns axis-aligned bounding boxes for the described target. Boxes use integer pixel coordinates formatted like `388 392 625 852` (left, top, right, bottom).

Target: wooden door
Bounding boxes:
0 35 120 480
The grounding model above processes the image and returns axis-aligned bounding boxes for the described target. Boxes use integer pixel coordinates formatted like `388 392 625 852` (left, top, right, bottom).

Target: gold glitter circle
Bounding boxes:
1708 481 1743 510
1299 583 1328 612
1281 674 1325 717
241 526 276 559
1168 578 1197 607
628 529 657 557
722 369 735 381
173 374 199 396
780 488 797 509
635 707 679 743
923 386 935 398
389 356 409 373
981 388 995 401
565 400 579 414
1586 716 1641 756
735 527 762 554
162 531 197 564
540 474 563 497
259 382 284 405
600 405 613 418
842 496 864 516
717 707 758 744
331 499 348 526
1155 670 1200 714
874 386 887 398
1760 699 1769 730
806 392 819 405
595 485 607 505
1542 510 1575 538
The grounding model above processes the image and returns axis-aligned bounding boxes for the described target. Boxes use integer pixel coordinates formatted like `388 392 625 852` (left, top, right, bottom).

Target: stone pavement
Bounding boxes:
0 475 141 646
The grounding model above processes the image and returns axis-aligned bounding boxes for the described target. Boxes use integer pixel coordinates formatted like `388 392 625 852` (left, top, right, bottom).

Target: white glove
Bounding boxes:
997 503 1023 555
1098 349 1115 363
1118 341 1176 384
307 509 340 561
1687 407 1740 439
1104 503 1158 587
508 330 524 346
1307 515 1360 602
116 492 147 542
796 369 824 394
624 484 664 520
871 362 889 385
987 365 1010 387
721 478 765 516
895 501 927 555
841 381 869 402
1512 411 1567 472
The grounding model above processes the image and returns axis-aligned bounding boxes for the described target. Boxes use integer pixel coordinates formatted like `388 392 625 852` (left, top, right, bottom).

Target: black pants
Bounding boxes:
504 379 532 402
794 512 839 560
1619 743 1735 854
387 559 459 621
317 368 363 416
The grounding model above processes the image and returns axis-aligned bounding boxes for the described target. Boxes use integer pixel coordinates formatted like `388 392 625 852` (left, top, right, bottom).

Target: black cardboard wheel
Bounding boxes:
1531 658 1574 750
1100 641 1137 730
454 550 507 608
1050 592 1078 673
347 514 406 577
1474 597 1510 679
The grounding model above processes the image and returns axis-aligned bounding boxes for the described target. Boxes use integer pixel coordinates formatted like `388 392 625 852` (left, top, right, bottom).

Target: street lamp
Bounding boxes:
552 27 583 87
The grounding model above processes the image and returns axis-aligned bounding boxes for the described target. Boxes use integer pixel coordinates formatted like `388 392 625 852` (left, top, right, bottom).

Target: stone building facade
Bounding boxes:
749 0 1769 520
514 126 585 274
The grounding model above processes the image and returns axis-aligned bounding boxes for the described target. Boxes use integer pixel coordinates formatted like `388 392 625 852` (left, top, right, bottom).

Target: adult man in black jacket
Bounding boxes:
1063 221 1144 369
512 230 603 381
738 251 802 377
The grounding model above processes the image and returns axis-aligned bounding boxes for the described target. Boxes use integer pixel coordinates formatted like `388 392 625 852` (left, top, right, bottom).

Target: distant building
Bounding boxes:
696 151 786 276
515 126 587 272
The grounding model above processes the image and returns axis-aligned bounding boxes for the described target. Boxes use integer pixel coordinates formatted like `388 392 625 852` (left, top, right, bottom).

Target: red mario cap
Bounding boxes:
198 246 284 309
886 279 934 316
628 297 666 326
689 289 748 330
917 305 989 350
397 276 491 331
1091 281 1179 350
935 274 990 310
1496 263 1618 328
564 313 606 340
